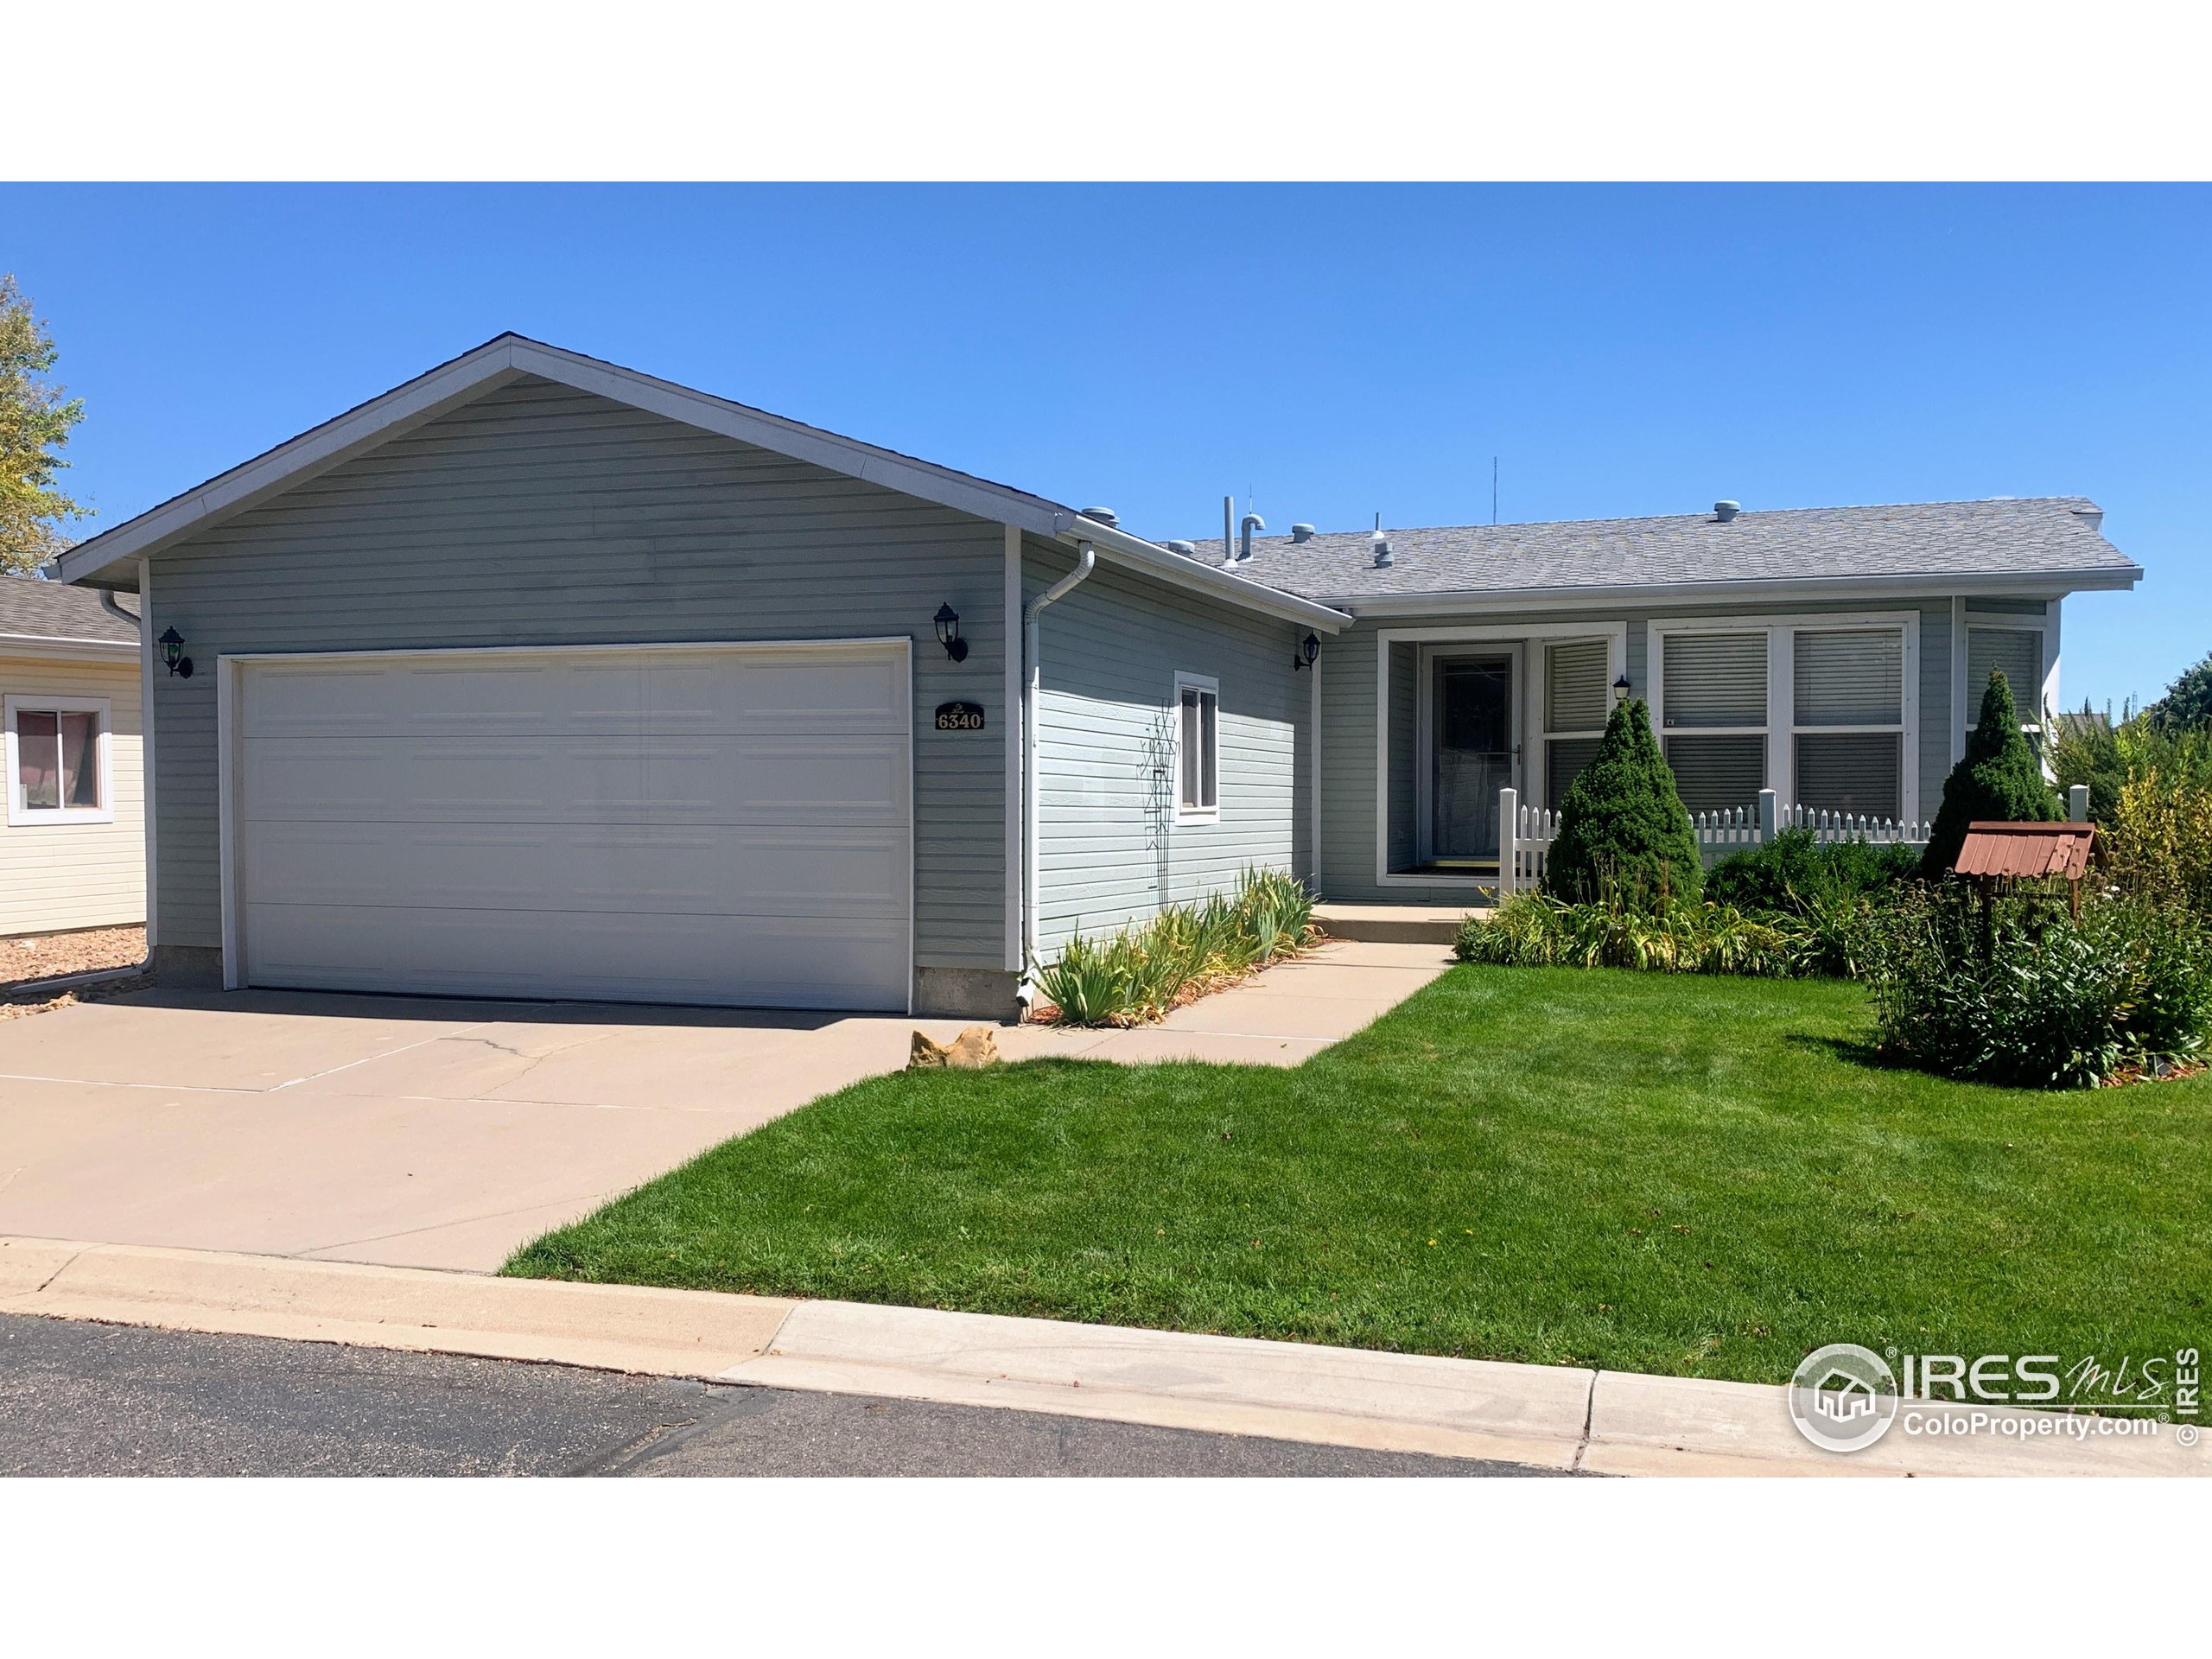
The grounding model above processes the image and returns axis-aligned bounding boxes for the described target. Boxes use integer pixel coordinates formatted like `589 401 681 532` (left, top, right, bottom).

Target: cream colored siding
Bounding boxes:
1026 538 1311 957
0 653 146 936
142 376 1007 976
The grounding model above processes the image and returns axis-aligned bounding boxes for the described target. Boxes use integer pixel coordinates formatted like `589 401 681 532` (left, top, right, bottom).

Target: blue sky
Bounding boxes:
7 183 2203 709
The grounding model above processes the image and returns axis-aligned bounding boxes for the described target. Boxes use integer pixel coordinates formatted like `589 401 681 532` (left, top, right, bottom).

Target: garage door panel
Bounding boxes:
245 821 906 917
244 658 647 738
235 643 912 1011
644 650 906 733
243 903 910 1010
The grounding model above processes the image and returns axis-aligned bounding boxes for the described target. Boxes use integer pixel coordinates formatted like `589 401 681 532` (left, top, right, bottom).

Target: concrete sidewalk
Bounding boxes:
3 1235 2196 1478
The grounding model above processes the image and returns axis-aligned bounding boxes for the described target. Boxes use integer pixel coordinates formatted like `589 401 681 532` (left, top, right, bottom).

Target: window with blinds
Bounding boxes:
1967 626 2043 724
1543 639 1611 809
1660 631 1768 810
1792 626 1905 818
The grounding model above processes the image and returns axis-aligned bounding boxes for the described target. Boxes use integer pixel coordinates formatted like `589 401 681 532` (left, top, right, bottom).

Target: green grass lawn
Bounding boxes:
505 967 2212 1386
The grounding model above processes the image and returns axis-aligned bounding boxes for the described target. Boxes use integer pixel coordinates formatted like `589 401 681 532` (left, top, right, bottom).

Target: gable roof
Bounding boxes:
54 334 1348 632
0 575 138 652
1189 497 2140 610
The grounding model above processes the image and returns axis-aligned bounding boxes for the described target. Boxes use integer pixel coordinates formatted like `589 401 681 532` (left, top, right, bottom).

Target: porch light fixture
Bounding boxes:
1293 632 1320 671
158 626 194 679
933 603 968 663
1611 671 1631 703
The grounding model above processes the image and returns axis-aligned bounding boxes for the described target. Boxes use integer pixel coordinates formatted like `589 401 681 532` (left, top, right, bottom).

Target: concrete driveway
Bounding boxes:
0 989 987 1273
0 943 1451 1276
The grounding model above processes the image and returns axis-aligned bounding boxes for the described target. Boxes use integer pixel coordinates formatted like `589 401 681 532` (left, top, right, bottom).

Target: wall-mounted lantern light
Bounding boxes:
932 603 968 662
1611 672 1632 703
158 626 194 679
1293 632 1320 671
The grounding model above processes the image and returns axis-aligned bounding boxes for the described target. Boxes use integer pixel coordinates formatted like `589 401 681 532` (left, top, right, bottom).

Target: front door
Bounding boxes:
1431 652 1516 862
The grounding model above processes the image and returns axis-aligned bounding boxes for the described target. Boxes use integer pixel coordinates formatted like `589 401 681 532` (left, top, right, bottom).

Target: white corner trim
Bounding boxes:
3 692 118 827
139 558 158 949
1002 524 1024 974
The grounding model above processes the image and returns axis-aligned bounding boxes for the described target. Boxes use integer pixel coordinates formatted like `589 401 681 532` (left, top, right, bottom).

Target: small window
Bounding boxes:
6 696 113 826
1175 674 1218 820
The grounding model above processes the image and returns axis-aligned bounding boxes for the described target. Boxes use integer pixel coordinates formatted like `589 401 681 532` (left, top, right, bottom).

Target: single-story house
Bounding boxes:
54 335 2141 1018
1 576 147 938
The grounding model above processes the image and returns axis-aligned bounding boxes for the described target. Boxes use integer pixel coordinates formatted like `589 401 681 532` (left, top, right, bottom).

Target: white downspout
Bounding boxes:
1020 539 1096 1002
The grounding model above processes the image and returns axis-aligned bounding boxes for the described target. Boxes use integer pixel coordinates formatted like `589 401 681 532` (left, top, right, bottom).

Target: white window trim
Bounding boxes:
1372 622 1627 888
4 693 116 827
1649 612 1920 822
1173 671 1220 825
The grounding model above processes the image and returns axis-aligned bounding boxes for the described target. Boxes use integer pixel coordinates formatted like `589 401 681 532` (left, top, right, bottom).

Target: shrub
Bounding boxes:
1033 867 1318 1026
1866 888 2212 1088
1455 892 1795 978
1543 697 1702 904
2108 766 2212 918
1922 671 2062 876
1705 829 1921 917
2049 702 2127 826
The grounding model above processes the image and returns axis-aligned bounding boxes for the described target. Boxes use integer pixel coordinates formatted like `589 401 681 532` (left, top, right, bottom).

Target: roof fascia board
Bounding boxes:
0 634 139 659
1051 520 1351 632
55 344 529 585
1333 566 2140 618
505 341 1071 537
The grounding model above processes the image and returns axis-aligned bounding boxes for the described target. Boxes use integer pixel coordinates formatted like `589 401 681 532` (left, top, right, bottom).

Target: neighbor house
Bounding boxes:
54 336 2140 1017
1 577 147 938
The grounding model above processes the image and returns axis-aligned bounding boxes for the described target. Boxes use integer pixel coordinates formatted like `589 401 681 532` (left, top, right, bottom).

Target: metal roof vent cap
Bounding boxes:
1371 531 1394 569
1713 500 1741 523
1080 506 1120 528
1291 523 1316 543
1165 539 1198 556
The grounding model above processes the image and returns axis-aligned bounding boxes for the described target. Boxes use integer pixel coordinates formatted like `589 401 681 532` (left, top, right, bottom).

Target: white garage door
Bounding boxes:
232 641 912 1010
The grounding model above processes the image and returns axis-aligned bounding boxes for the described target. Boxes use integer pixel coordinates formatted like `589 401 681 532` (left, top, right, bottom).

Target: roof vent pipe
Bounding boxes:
1222 496 1236 567
1371 512 1392 568
1713 500 1741 523
1239 512 1265 562
1080 506 1119 528
1291 523 1315 543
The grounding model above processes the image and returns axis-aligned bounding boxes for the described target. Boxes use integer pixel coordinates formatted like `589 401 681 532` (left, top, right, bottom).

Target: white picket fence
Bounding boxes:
1495 785 1963 899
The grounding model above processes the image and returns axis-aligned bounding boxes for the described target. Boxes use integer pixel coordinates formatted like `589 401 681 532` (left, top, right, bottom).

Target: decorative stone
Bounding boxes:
907 1026 1001 1071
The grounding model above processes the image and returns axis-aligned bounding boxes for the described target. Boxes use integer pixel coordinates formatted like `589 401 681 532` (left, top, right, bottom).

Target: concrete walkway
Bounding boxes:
0 944 1448 1272
1001 939 1452 1066
3 1235 2195 1478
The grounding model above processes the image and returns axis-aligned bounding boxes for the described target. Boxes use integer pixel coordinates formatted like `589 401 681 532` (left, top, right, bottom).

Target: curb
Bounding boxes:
0 1235 2198 1477
1 962 149 1002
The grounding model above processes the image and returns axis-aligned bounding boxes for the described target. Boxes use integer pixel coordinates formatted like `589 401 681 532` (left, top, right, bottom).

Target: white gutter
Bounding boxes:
1332 565 2144 618
1019 539 1096 1001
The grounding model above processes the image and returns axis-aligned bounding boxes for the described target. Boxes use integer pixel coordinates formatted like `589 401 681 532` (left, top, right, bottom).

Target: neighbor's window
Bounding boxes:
1793 627 1904 820
1175 674 1219 819
1659 631 1768 812
6 697 111 826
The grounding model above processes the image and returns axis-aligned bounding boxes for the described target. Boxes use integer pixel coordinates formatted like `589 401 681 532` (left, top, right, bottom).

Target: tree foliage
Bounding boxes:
1921 671 2062 875
2146 648 2212 735
1543 696 1703 903
1 274 88 574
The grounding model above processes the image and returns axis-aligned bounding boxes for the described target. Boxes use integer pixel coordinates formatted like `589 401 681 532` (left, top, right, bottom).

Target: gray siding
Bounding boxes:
1320 593 2023 904
1027 537 1310 957
143 375 1010 973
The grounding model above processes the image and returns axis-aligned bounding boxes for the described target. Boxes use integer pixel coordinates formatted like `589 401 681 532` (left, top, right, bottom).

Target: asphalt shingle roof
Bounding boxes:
1184 497 2136 602
0 576 140 646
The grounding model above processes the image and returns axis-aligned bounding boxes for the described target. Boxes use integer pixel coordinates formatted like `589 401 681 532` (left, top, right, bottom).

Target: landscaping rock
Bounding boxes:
907 1027 1001 1070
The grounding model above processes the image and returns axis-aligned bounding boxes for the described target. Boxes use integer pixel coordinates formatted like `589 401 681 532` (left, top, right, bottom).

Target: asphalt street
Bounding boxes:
0 1313 1565 1477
